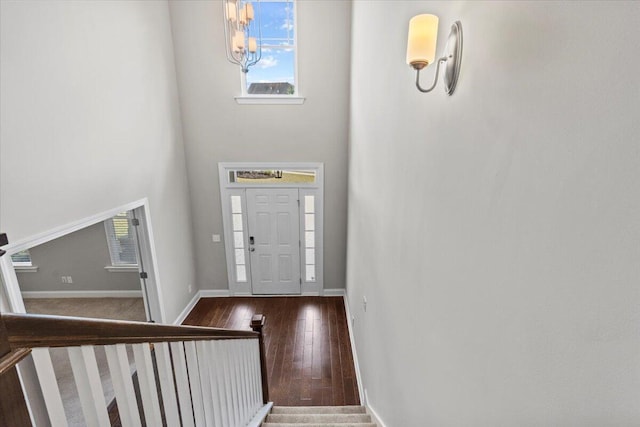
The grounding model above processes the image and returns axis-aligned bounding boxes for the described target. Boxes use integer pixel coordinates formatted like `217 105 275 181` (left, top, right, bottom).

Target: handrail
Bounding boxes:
1 313 258 349
0 347 31 376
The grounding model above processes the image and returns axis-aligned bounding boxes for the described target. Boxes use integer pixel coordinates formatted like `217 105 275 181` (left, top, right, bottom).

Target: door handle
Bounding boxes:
249 236 255 245
250 247 255 252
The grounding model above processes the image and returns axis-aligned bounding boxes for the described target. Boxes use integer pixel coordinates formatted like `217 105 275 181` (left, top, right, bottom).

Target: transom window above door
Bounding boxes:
227 169 316 184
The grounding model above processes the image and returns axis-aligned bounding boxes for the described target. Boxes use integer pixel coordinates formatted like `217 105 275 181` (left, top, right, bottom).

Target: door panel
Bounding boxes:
246 188 301 294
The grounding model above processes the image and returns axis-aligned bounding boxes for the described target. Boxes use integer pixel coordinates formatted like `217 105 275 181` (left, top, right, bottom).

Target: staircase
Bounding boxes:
262 406 376 427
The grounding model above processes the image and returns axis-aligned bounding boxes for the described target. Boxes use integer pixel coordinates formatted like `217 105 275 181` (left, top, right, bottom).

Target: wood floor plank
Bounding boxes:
182 296 359 406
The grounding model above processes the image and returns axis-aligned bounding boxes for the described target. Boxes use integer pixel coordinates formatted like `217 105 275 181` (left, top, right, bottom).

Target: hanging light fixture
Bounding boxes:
223 0 262 73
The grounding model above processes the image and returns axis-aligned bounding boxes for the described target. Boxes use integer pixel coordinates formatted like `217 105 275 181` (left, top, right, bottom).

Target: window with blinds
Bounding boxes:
11 249 33 267
104 211 138 266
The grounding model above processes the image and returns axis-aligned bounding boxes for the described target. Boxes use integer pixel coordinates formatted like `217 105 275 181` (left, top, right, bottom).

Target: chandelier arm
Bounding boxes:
415 56 447 93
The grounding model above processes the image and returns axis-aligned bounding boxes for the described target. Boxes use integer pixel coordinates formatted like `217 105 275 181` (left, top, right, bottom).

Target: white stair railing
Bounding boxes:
2 313 270 427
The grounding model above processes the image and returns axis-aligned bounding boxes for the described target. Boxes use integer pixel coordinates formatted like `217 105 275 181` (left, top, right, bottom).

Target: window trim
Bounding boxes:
236 0 303 103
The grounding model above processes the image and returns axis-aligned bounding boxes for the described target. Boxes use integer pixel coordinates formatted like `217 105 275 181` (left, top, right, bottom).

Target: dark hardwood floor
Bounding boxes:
183 296 360 407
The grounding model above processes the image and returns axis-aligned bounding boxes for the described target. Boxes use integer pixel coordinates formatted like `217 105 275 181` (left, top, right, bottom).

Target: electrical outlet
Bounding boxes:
212 234 221 243
66 276 73 284
61 276 67 284
363 296 367 312
188 284 193 293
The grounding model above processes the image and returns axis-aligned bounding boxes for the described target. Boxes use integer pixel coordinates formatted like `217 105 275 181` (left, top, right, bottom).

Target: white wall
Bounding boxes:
168 0 351 291
0 1 196 322
348 1 640 425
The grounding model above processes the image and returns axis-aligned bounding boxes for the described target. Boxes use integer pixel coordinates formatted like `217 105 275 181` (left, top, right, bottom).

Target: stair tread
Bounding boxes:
272 406 367 414
266 414 372 423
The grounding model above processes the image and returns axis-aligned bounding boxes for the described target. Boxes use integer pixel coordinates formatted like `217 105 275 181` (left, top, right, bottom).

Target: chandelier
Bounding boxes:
223 0 262 73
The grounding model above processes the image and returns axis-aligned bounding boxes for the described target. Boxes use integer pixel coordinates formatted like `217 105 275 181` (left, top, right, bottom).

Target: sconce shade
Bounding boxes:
248 37 257 53
245 3 254 21
406 14 439 69
227 2 237 22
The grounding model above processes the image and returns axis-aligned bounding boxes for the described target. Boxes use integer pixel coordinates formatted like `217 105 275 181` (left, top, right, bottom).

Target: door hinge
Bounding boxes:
297 199 300 207
131 218 140 226
140 272 148 279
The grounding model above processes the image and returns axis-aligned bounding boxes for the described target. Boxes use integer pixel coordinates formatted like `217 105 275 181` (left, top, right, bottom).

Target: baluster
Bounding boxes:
212 340 232 427
32 348 68 427
195 341 217 427
104 344 141 427
228 341 242 425
251 339 261 409
250 314 269 404
184 341 206 426
222 340 239 426
132 343 162 426
67 345 110 427
237 341 248 424
154 342 180 426
170 341 195 427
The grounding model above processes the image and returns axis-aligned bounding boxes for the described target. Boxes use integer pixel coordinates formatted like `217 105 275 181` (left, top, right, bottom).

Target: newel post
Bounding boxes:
250 314 269 404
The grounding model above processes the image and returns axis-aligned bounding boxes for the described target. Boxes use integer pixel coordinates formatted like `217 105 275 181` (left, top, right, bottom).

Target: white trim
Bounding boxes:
366 399 389 427
342 293 364 404
199 289 232 298
324 288 346 297
173 291 201 325
235 96 305 105
14 266 39 273
133 204 167 322
21 290 143 299
104 265 139 273
246 402 273 427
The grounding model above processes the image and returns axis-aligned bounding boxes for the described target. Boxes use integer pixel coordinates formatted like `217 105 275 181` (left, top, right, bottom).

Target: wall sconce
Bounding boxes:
406 15 463 95
223 0 262 73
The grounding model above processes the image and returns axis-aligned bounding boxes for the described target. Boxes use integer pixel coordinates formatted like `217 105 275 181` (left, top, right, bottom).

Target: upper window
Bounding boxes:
243 0 297 96
104 211 138 266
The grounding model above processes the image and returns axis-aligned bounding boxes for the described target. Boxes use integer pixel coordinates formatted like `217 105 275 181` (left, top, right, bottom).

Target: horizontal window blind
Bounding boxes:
11 249 32 266
104 211 138 266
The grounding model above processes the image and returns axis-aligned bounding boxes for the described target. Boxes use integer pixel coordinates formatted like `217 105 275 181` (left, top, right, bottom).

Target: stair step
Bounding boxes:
262 424 377 427
271 406 367 415
266 413 372 424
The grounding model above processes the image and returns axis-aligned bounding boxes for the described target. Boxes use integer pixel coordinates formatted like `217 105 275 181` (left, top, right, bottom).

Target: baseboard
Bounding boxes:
342 292 364 404
366 400 388 427
21 290 143 299
199 289 232 298
324 288 346 296
174 291 201 325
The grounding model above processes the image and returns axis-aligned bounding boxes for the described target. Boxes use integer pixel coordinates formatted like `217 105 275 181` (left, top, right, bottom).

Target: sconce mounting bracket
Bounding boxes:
443 21 463 95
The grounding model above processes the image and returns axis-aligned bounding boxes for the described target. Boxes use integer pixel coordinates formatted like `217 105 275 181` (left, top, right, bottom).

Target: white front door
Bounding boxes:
246 188 301 294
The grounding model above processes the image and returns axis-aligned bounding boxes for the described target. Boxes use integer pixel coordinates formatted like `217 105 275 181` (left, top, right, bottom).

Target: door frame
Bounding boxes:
218 162 324 296
0 198 165 322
